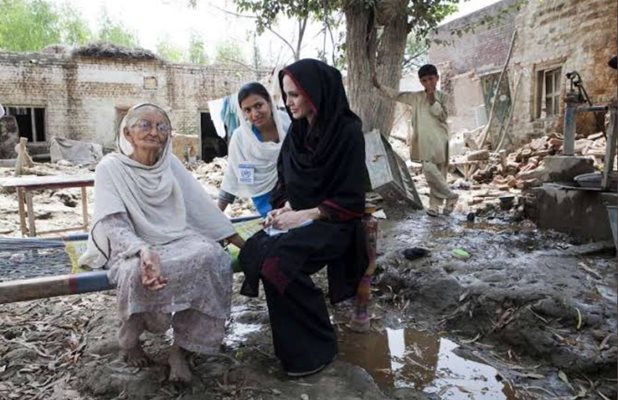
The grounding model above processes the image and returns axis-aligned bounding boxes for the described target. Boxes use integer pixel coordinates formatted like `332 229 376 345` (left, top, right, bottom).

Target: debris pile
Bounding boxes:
189 159 257 217
453 131 608 189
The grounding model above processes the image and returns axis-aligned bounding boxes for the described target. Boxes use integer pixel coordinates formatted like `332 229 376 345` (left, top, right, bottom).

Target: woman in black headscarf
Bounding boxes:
239 59 369 377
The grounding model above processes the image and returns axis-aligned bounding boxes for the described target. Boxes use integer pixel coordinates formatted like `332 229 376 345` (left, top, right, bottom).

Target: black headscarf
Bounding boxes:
240 60 368 304
272 59 368 220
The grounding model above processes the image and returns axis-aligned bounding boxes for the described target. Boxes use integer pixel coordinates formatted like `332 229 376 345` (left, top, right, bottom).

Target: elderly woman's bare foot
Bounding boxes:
123 345 151 367
168 345 192 383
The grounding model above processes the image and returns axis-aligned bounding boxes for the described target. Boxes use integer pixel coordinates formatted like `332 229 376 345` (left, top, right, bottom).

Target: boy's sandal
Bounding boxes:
426 208 439 217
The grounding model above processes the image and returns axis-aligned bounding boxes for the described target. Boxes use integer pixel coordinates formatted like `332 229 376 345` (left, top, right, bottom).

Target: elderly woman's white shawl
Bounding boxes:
79 115 235 269
221 108 290 198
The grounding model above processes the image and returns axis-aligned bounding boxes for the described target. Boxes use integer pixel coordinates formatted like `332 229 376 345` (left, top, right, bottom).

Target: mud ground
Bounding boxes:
1 209 616 400
0 159 616 399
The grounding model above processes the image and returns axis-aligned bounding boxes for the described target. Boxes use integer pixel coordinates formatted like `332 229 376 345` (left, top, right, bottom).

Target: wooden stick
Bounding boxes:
25 190 36 237
81 186 89 231
17 187 27 237
478 30 518 149
495 72 523 151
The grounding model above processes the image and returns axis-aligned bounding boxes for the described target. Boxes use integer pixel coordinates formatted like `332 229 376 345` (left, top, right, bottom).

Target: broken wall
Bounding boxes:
429 0 518 75
428 0 618 146
0 51 258 148
428 0 518 140
509 0 618 142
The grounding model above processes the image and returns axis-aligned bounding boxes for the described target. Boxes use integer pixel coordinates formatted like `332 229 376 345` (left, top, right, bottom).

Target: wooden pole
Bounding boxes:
81 186 89 231
0 271 113 304
25 191 36 237
478 30 518 149
17 187 27 237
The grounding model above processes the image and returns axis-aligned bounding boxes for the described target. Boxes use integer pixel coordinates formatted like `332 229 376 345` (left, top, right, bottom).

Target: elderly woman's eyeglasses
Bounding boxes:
133 119 172 135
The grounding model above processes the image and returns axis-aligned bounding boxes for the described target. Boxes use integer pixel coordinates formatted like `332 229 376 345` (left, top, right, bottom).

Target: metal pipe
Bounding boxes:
0 271 113 304
563 93 578 156
575 105 608 113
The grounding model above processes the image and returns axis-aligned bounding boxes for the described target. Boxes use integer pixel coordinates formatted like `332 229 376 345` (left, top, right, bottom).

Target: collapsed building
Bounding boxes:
0 43 262 161
429 0 617 240
430 0 617 144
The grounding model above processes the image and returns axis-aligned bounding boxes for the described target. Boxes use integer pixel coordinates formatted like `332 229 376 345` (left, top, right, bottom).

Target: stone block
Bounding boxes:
542 155 595 182
524 183 613 240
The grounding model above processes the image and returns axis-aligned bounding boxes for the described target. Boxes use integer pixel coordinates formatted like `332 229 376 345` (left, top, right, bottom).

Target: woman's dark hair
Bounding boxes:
238 82 271 107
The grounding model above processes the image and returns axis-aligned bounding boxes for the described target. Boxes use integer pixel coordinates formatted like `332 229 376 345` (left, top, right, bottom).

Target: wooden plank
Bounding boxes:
0 174 94 189
36 227 89 236
601 108 617 190
25 191 36 237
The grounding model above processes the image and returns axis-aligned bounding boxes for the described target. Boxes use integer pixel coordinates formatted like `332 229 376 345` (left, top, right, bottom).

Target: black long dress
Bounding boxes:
239 59 369 375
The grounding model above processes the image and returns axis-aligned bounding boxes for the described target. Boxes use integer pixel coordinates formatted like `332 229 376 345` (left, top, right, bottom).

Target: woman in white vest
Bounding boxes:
218 82 291 216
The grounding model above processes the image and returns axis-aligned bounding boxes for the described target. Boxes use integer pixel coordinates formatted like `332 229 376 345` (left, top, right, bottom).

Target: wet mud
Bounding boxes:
0 210 616 399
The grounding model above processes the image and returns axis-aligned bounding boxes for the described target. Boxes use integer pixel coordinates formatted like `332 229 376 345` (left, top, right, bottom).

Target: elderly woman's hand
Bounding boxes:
139 247 168 291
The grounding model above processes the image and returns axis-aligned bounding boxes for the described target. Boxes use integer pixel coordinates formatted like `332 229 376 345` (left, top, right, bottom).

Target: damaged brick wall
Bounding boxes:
429 0 518 75
428 0 617 147
0 50 258 148
509 0 617 142
428 0 519 138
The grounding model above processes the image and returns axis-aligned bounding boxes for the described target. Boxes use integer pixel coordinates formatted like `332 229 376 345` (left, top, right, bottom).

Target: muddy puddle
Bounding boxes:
226 302 519 399
337 326 518 399
225 304 264 348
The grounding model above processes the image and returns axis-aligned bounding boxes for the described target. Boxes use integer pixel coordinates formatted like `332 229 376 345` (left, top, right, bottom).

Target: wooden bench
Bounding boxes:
0 174 94 237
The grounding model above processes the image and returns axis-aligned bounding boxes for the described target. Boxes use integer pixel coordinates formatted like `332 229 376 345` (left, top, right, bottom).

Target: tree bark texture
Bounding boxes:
344 0 409 136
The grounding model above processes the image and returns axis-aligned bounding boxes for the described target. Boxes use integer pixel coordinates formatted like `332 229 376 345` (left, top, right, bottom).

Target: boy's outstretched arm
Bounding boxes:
372 72 400 100
372 72 416 107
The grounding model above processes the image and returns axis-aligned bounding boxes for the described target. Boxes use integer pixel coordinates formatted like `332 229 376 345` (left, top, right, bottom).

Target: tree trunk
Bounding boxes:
344 0 409 136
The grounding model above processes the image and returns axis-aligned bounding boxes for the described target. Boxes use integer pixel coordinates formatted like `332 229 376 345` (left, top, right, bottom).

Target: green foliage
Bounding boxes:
232 0 458 67
58 2 92 46
214 40 247 66
234 0 458 38
0 0 141 52
156 36 184 63
406 0 458 39
0 0 61 51
188 32 208 64
0 0 93 51
234 0 328 33
446 0 525 40
402 33 428 71
97 9 139 48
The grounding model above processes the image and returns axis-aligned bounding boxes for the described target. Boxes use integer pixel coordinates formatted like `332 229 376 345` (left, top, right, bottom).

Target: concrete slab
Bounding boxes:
524 183 613 240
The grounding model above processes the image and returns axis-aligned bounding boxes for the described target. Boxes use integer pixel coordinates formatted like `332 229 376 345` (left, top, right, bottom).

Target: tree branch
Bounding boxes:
266 26 298 59
207 3 257 19
296 17 308 60
208 2 298 60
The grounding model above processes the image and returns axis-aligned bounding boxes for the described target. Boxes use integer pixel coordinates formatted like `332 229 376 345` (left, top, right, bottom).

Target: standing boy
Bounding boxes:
373 64 458 216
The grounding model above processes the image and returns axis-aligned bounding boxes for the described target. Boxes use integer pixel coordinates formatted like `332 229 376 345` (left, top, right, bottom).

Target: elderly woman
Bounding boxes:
79 103 244 383
239 59 369 377
218 82 290 217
